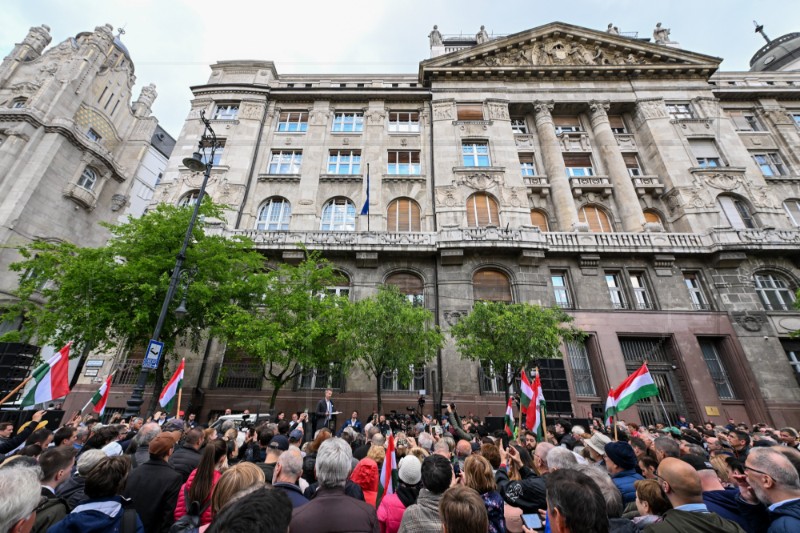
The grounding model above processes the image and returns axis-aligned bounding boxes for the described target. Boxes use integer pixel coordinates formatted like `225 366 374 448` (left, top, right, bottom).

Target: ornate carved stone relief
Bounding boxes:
731 312 769 333
435 186 460 207
454 172 503 190
503 187 528 208
487 102 509 120
367 110 386 124
432 102 454 121
633 98 669 128
443 310 469 327
239 102 264 120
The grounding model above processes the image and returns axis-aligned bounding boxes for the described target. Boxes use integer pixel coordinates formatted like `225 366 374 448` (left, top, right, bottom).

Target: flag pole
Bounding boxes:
175 359 184 418
0 376 32 407
366 163 370 233
613 416 618 441
657 397 671 427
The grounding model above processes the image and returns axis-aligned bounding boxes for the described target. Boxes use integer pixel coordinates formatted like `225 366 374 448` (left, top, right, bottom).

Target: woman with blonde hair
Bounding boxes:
367 443 386 472
199 462 265 531
462 454 505 533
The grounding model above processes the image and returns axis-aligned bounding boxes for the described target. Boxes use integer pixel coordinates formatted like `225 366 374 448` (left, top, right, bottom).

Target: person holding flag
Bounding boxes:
159 358 185 415
527 369 546 441
503 397 516 438
376 432 398 508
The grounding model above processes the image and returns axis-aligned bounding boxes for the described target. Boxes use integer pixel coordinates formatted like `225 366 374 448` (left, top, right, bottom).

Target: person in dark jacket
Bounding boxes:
167 428 203 483
33 446 76 533
56 449 107 511
495 440 548 513
0 410 45 455
273 448 309 507
605 441 644 506
291 438 378 532
123 433 182 533
735 447 800 533
681 454 752 532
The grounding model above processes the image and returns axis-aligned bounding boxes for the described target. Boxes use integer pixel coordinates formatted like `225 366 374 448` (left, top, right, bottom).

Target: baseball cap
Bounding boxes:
289 429 303 442
149 433 178 456
681 454 714 471
269 435 289 451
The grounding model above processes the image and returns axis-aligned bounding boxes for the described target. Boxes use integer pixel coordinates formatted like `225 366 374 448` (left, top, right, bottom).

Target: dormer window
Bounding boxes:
77 168 97 191
86 128 102 142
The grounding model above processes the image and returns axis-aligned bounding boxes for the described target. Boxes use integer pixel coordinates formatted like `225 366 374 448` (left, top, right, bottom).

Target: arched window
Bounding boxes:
473 269 512 302
754 272 796 311
643 210 663 226
718 195 756 229
320 198 356 231
256 197 291 230
178 190 204 207
466 193 500 227
578 205 613 233
530 209 549 232
326 271 351 298
386 272 424 306
77 168 97 191
387 198 421 232
783 199 800 227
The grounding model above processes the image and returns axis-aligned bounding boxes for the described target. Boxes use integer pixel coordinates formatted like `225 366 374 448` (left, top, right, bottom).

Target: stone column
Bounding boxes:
533 101 580 231
588 101 646 232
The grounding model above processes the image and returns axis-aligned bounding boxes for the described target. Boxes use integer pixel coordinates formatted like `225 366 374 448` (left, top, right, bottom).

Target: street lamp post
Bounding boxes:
123 111 218 419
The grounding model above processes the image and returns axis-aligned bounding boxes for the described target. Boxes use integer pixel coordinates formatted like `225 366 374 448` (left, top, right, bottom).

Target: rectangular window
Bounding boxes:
457 104 484 121
268 150 302 174
566 340 597 397
212 103 239 120
462 141 491 167
609 115 627 134
563 153 594 177
683 272 710 310
753 152 787 177
276 111 309 132
536 359 573 416
381 365 425 392
332 112 364 132
792 113 800 129
554 116 583 134
387 150 421 175
86 128 101 142
782 341 800 384
300 363 343 390
605 273 627 309
200 140 224 166
784 199 800 226
519 153 536 176
623 153 643 176
388 112 420 132
481 363 508 394
698 339 736 400
729 110 764 132
667 103 694 120
511 118 529 134
551 272 572 309
718 196 756 229
629 272 653 310
327 150 361 174
689 139 722 167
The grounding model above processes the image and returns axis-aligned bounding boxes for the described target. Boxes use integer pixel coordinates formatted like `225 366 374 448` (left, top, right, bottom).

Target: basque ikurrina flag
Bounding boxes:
91 375 113 416
376 432 397 507
158 358 184 411
503 397 516 437
21 343 71 407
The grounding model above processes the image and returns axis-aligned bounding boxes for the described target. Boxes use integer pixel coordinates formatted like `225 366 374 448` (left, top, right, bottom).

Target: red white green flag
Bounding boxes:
158 358 184 411
504 397 516 437
376 433 397 507
21 343 71 407
609 363 659 415
527 371 546 440
604 388 617 426
520 369 533 415
91 375 113 416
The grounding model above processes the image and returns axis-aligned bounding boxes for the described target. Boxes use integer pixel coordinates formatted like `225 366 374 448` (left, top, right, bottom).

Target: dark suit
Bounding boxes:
315 397 333 431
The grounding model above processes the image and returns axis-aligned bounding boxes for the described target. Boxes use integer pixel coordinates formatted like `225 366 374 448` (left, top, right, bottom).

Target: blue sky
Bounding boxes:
2 0 797 136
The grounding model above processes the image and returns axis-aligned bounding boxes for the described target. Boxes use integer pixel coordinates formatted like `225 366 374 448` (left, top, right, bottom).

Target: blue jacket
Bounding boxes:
703 488 753 532
47 496 144 533
273 482 309 508
611 469 644 506
768 498 800 533
337 418 364 436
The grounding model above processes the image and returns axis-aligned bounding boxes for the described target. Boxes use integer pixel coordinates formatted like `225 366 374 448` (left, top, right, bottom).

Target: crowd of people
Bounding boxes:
0 400 799 533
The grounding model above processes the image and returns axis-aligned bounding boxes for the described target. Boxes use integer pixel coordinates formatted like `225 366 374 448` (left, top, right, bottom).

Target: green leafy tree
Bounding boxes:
336 285 444 414
450 302 584 405
2 201 267 408
218 250 349 409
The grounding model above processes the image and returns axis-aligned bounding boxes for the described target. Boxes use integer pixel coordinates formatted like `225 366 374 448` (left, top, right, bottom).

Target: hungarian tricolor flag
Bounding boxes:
503 397 516 437
527 371 546 440
608 363 659 416
21 343 71 407
520 369 533 416
91 375 113 416
158 358 184 411
604 388 617 426
376 433 397 507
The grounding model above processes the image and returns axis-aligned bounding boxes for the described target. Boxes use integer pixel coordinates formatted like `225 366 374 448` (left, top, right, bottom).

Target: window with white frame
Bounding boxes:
689 139 722 167
387 150 421 175
792 113 800 129
667 103 694 120
511 118 529 134
200 140 224 166
256 197 291 230
332 112 364 132
609 115 627 134
566 340 597 397
178 190 204 207
784 199 800 227
388 112 420 133
630 272 653 310
623 153 643 176
276 111 308 132
77 167 97 190
327 150 361 175
729 110 765 132
553 116 583 134
551 272 572 308
784 344 800 379
519 154 536 176
212 103 239 121
718 195 756 229
754 272 795 311
268 150 302 174
381 365 425 392
683 272 710 310
320 198 356 231
11 98 26 109
753 152 787 177
698 339 736 400
462 141 491 167
86 128 102 142
564 154 594 176
605 272 627 309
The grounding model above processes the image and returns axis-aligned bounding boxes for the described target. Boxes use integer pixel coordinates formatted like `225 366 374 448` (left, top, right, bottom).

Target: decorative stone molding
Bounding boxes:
532 101 554 128
558 131 591 151
519 249 545 266
614 133 637 151
440 249 464 265
515 134 536 149
462 38 650 68
367 110 386 125
692 96 721 119
110 194 128 212
524 176 550 196
503 187 529 208
436 186 460 207
454 171 503 190
570 176 612 197
432 101 454 121
653 254 675 276
731 312 769 333
632 176 664 196
443 310 469 327
579 254 600 275
633 98 668 128
487 101 509 120
62 183 97 210
239 102 264 120
356 252 379 268
756 105 794 126
588 100 610 128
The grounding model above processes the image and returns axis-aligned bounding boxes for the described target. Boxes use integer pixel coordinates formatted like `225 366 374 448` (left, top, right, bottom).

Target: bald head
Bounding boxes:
456 440 472 459
533 442 555 474
658 457 702 506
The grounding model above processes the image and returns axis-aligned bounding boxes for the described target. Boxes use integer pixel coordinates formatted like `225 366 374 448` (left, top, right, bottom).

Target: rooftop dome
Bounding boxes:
750 32 800 71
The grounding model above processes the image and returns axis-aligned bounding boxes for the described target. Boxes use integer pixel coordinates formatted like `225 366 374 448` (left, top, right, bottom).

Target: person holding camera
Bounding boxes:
445 404 476 443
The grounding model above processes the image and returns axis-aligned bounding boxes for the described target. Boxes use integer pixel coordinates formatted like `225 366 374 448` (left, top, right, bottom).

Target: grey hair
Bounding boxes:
654 437 680 458
77 448 108 476
371 433 385 447
571 425 585 435
316 438 353 489
547 447 578 470
0 465 41 532
573 464 623 518
277 448 303 482
134 422 160 446
749 447 800 489
433 440 450 454
417 432 434 452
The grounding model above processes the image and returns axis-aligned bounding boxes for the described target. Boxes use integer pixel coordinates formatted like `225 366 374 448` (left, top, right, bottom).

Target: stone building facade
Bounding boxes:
0 24 173 388
102 22 800 427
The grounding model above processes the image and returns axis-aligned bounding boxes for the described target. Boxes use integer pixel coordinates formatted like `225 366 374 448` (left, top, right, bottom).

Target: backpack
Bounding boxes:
168 487 211 533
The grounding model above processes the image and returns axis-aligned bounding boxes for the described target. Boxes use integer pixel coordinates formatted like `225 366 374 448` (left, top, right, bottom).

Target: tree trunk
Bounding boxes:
503 372 511 407
269 379 282 410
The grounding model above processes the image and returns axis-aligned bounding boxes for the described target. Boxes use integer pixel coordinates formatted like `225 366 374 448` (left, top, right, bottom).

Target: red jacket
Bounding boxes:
376 493 406 533
173 468 221 526
350 458 379 507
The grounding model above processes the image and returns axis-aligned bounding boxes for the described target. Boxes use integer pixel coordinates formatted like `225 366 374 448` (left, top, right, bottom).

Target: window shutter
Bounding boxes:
579 206 613 233
689 139 720 159
563 154 593 167
554 116 581 128
643 210 662 225
387 198 421 232
457 104 484 120
473 270 512 302
718 196 745 229
530 209 549 231
622 153 640 168
467 193 499 227
386 273 424 295
608 116 626 131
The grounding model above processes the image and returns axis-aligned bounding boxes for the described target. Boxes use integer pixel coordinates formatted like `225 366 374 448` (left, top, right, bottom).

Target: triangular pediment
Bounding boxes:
420 22 721 81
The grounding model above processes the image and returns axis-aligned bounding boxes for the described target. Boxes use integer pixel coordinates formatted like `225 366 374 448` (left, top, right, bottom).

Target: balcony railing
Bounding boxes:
113 360 143 386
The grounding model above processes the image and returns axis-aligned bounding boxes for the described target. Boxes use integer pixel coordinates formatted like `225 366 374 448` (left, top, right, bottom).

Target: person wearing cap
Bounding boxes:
378 455 422 533
604 441 644 505
680 454 751 532
123 432 183 533
258 434 288 483
585 431 612 465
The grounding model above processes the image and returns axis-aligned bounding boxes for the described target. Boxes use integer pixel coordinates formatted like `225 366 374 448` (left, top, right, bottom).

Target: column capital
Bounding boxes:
588 100 611 129
532 100 554 127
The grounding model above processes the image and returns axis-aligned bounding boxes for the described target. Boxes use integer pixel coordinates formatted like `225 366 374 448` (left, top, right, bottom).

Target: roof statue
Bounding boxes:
653 22 675 45
429 25 443 47
607 23 619 35
476 25 490 44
